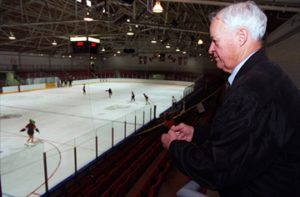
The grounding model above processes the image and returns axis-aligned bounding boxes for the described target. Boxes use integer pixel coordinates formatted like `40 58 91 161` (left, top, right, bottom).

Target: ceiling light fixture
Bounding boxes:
70 36 99 43
8 32 16 40
152 0 164 13
84 11 93 21
197 39 203 45
52 40 57 45
152 0 163 13
86 0 92 7
70 36 87 41
127 27 134 36
176 47 180 52
151 38 157 44
88 37 100 43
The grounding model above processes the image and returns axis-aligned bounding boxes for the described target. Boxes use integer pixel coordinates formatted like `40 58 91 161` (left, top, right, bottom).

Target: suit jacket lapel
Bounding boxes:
233 48 269 85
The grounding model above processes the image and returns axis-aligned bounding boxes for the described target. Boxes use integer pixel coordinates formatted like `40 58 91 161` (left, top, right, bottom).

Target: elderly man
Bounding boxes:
161 1 300 196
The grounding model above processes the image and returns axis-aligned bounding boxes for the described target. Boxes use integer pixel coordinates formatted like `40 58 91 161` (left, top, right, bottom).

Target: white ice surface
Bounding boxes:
0 81 189 197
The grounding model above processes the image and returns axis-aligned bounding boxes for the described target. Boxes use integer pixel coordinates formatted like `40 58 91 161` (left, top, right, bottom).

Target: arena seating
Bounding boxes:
46 123 167 196
14 69 202 83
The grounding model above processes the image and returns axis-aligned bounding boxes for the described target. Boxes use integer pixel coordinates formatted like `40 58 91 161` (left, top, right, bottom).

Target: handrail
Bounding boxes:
136 85 223 136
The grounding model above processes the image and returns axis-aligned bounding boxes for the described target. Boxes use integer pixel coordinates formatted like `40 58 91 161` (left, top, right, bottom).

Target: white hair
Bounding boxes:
213 1 267 40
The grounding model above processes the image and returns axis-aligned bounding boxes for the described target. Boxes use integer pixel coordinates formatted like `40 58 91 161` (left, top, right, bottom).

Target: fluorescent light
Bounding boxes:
70 36 100 43
88 37 100 43
70 36 87 41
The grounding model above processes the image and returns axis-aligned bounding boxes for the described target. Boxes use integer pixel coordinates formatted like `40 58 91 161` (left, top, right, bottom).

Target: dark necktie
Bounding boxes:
218 81 230 104
225 81 230 91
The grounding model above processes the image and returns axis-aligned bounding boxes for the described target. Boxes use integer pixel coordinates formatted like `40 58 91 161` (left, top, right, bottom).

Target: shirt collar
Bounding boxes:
228 51 257 85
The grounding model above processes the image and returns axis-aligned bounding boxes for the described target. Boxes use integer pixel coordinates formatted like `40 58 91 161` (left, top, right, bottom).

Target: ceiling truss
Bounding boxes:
0 0 299 57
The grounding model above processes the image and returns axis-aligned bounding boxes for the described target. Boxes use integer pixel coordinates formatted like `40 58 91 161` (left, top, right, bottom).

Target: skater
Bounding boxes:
106 88 112 98
172 96 177 109
20 119 40 144
172 96 177 105
143 93 150 105
83 84 86 94
131 91 135 102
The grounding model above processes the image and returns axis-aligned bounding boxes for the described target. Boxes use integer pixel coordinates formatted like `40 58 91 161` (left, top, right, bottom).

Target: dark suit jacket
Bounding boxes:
169 49 300 197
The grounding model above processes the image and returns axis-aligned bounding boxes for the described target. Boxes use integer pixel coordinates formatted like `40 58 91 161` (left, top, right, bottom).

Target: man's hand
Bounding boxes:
170 123 194 142
161 130 177 149
161 123 194 149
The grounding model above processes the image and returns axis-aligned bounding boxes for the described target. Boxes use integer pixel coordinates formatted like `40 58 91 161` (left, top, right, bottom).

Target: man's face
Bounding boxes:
208 17 239 73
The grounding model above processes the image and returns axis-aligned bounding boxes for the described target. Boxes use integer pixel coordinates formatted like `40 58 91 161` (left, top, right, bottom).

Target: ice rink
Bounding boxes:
0 80 192 196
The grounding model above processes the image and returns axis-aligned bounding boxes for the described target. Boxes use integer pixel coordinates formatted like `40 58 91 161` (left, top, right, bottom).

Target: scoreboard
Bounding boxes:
71 41 99 54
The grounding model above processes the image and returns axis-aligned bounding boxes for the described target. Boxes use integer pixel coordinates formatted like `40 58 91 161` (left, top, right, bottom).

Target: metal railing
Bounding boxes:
0 105 157 196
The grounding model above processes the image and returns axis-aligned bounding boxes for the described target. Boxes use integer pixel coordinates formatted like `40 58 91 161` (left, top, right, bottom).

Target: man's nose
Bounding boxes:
208 43 214 54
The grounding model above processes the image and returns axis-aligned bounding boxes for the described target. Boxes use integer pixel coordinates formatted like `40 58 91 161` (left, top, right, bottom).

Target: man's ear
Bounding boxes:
238 28 248 46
